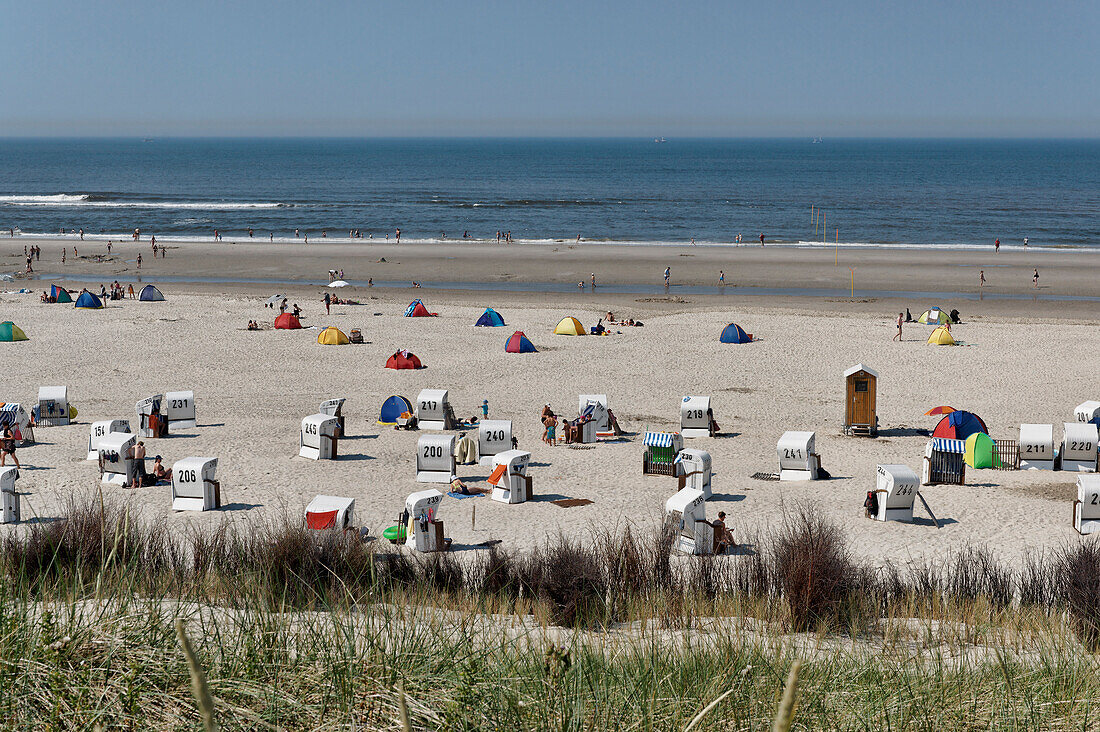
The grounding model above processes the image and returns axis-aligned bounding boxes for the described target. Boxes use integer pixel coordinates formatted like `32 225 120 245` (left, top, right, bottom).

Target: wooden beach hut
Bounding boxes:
843 364 878 437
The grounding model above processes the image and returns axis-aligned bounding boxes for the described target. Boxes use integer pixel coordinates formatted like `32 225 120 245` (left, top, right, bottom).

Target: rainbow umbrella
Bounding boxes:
923 406 956 416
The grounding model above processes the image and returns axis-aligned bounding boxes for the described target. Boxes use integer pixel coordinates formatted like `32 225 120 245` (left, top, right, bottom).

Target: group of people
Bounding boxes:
539 403 621 445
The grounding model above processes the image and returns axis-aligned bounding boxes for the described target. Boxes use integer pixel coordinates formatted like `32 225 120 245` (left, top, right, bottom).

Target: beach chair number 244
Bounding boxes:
894 485 914 497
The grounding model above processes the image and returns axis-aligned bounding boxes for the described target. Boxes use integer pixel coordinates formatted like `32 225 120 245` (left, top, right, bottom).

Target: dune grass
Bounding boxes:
2 494 1099 729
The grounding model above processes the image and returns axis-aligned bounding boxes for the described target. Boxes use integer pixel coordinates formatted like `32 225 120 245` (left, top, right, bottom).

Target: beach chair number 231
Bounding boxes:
170 398 190 410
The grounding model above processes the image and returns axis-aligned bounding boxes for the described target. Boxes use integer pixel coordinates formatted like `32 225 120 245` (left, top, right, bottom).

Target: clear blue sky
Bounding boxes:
2 0 1097 137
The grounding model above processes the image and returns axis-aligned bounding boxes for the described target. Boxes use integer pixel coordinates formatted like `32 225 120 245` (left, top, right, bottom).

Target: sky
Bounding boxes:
1 0 1097 137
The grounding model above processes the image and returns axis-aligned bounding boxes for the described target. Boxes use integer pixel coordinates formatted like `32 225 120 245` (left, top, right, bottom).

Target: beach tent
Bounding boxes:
964 432 1001 469
327 280 350 288
74 292 104 309
554 316 585 335
50 285 72 303
378 395 413 425
274 312 303 329
317 326 350 345
720 323 753 344
475 308 506 327
927 326 956 345
405 299 432 317
0 322 28 342
917 307 950 325
138 285 165 301
933 410 988 441
385 350 423 370
504 331 537 353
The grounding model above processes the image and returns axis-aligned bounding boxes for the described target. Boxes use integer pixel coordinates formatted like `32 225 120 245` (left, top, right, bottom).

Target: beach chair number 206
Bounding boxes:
423 444 445 458
178 469 198 483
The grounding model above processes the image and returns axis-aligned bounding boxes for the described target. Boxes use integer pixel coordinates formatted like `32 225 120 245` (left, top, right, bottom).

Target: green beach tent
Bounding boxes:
964 432 1001 469
0 321 28 342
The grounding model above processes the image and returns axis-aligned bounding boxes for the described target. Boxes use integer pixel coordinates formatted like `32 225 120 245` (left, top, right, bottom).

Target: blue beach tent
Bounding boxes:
504 330 537 353
139 284 165 301
475 308 506 327
719 323 753 344
377 395 413 425
74 292 104 309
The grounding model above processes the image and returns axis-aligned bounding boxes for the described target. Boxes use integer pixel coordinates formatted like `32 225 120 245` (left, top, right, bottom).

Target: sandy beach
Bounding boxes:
3 236 1099 568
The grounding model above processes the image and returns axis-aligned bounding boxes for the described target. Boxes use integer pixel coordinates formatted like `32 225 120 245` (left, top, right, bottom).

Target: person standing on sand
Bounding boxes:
760 233 765 246
395 228 401 243
106 241 112 254
62 249 66 264
1023 237 1029 247
994 238 1000 253
663 266 670 287
719 270 725 287
894 312 903 341
324 292 331 314
136 252 141 269
979 270 985 288
1033 268 1039 288
590 273 596 289
128 284 135 299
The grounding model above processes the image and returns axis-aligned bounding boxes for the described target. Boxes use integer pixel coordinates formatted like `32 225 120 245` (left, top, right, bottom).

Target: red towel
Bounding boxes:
306 510 338 530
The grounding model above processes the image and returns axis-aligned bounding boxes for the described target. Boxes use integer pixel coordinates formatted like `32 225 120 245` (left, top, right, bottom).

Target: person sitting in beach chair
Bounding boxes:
712 512 735 554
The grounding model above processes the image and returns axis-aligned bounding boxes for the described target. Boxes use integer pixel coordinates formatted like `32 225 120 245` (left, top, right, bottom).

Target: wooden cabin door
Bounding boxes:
851 379 869 424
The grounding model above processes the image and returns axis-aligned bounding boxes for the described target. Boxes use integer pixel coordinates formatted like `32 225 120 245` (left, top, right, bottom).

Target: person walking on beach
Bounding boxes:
128 284 135 299
893 312 903 341
1033 268 1039 288
994 238 999 252
1023 237 1029 247
324 292 331 314
136 252 141 269
1 426 20 468
979 270 985 289
395 228 401 243
107 241 112 254
719 270 725 287
61 249 66 264
590 273 596 289
759 233 765 246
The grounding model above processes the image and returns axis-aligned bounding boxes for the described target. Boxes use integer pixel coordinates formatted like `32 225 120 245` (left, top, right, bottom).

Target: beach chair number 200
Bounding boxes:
423 444 445 458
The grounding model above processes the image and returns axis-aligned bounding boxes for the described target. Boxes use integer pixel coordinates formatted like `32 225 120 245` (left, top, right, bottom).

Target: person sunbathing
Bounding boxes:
450 477 488 495
152 455 172 482
713 512 735 553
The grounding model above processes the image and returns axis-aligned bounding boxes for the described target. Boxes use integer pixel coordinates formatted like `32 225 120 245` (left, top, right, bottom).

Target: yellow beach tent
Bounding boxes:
317 326 350 345
917 307 950 325
553 316 586 335
965 432 1001 469
927 326 956 345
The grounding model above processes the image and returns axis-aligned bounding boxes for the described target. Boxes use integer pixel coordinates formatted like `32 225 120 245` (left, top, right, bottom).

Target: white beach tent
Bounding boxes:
328 280 350 288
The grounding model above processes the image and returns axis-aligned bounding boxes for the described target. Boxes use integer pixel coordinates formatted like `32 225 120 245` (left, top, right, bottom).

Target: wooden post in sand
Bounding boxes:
835 229 839 265
849 268 855 299
822 212 826 245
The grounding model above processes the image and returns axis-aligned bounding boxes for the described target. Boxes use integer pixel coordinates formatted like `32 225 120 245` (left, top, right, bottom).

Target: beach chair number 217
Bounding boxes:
420 400 437 411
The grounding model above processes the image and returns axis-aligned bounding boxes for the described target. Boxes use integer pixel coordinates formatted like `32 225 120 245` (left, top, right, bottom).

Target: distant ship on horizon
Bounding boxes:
812 136 823 143
654 136 667 143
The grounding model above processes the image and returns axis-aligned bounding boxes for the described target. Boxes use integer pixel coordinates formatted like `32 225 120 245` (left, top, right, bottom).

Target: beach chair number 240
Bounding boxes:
484 429 507 442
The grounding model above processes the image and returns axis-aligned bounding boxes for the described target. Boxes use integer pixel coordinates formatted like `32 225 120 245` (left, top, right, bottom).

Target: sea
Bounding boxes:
0 138 1097 250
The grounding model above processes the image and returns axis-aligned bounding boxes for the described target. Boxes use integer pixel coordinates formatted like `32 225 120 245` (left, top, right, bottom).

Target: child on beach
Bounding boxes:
893 312 903 341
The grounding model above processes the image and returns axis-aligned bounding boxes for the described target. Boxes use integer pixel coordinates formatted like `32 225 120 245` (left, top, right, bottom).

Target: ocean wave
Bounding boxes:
0 194 289 210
